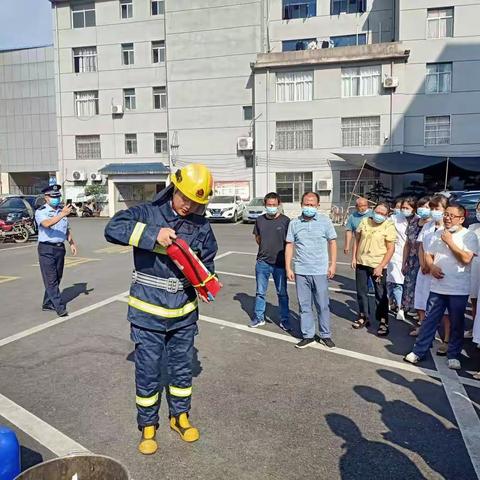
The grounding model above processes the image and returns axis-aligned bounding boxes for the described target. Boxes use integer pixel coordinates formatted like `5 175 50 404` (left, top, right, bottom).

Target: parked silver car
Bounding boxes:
242 197 265 223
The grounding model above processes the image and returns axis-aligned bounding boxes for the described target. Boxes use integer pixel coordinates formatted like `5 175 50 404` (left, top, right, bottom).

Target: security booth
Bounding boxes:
99 162 170 217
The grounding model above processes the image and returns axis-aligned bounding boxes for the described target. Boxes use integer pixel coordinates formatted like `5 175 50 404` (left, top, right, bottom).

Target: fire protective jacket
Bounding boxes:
104 185 218 331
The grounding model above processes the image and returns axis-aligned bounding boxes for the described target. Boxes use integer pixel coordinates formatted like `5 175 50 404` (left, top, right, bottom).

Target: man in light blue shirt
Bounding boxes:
285 192 337 349
35 184 77 316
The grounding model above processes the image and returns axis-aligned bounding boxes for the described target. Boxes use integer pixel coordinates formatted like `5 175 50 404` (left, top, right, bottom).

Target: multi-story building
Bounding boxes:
0 45 58 195
44 0 480 215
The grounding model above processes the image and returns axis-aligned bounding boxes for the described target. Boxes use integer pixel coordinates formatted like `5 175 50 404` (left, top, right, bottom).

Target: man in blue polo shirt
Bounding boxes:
285 192 338 349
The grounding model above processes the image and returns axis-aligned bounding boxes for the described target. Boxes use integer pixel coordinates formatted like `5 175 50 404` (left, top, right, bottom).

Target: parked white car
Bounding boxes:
205 195 245 222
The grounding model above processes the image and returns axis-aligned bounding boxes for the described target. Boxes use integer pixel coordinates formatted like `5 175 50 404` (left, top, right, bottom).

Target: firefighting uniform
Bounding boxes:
104 185 218 427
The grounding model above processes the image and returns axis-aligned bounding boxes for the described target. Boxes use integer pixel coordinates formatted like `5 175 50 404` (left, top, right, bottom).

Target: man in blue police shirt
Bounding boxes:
35 184 77 316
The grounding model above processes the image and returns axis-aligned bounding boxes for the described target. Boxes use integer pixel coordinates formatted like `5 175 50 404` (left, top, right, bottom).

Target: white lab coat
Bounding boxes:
387 215 408 284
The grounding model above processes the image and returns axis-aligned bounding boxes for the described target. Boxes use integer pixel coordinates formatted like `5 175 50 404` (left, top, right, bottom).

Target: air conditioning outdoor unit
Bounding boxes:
112 104 124 114
316 179 332 191
237 136 254 151
383 76 399 89
90 172 103 182
72 170 87 182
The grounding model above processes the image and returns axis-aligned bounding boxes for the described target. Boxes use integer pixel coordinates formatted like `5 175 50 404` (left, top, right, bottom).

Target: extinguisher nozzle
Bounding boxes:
207 293 215 302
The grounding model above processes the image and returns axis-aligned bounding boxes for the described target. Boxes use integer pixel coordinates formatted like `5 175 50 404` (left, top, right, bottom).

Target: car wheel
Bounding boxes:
232 211 238 223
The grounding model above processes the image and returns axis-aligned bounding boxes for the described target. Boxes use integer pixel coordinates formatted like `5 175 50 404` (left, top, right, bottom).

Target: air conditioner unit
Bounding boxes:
383 76 399 89
316 179 332 191
112 104 124 114
72 170 87 182
90 172 103 182
237 137 254 151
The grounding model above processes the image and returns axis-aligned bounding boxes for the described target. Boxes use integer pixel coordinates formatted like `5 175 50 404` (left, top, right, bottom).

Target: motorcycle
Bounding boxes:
0 217 34 243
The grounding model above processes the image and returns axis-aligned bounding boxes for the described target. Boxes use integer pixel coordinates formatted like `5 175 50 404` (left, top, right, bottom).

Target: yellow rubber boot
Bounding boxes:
170 413 200 443
138 425 158 455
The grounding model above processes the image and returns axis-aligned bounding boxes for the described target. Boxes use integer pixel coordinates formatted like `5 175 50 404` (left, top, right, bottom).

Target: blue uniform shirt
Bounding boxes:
345 210 372 232
35 204 69 243
286 213 337 275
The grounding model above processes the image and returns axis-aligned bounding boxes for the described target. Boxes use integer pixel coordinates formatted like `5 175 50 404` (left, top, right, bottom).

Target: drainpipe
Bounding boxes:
163 2 172 173
265 68 270 192
54 4 65 190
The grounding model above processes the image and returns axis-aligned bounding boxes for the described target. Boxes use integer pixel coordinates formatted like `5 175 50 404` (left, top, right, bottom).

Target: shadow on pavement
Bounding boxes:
325 413 425 480
61 282 94 304
21 445 44 471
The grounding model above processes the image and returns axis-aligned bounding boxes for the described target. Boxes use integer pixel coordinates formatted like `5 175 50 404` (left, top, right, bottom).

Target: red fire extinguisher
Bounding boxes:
166 239 221 302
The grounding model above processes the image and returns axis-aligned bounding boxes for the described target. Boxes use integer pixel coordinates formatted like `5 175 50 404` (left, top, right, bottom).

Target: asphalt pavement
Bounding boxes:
0 217 479 479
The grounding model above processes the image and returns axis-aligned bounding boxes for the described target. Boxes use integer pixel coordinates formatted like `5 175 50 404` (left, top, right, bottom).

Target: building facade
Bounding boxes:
0 46 58 195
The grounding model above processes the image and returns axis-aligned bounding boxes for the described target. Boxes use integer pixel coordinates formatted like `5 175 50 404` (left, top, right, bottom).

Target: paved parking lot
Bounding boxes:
0 218 479 479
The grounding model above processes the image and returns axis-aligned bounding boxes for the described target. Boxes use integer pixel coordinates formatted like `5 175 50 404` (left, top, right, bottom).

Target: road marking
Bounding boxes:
216 270 356 295
215 251 233 260
32 257 100 268
94 245 131 254
0 244 36 253
0 291 129 348
433 354 480 477
0 392 90 456
224 251 351 267
0 275 19 284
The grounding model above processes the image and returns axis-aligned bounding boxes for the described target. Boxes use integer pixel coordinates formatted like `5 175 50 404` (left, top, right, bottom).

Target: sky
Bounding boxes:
0 0 53 51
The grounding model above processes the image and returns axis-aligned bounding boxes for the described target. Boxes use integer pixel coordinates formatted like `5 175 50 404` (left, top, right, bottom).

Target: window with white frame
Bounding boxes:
276 172 313 203
282 0 317 20
122 43 134 65
427 8 454 39
276 71 313 102
153 86 167 109
72 2 96 28
73 47 97 73
154 132 168 153
74 91 99 116
426 63 452 94
76 135 101 159
125 134 138 154
123 88 136 110
342 65 381 97
151 0 164 15
331 0 366 15
425 116 450 145
152 41 165 64
331 33 367 47
243 106 253 121
342 116 380 146
120 0 133 19
276 120 313 150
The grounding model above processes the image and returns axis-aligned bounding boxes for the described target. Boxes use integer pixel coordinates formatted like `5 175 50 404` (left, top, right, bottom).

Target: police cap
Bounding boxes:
42 184 62 198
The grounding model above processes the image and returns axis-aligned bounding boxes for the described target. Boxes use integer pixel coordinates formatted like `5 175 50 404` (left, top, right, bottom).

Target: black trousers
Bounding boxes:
355 264 389 324
38 242 66 313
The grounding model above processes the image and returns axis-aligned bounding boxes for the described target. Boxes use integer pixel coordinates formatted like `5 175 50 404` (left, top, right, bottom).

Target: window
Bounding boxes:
331 34 367 47
153 86 167 110
76 135 101 159
342 66 381 97
282 38 316 52
122 43 134 65
151 0 164 15
73 47 97 73
341 116 380 146
154 132 168 153
72 2 96 28
152 41 165 64
276 172 313 203
243 106 253 121
120 0 133 18
74 91 99 116
123 88 136 110
276 120 313 150
125 134 137 154
427 8 454 39
331 0 366 15
426 63 452 94
425 116 451 145
282 0 316 20
276 71 313 102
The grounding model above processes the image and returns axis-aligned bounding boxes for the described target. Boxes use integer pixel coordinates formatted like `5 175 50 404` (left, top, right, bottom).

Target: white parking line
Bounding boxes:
216 270 357 295
0 392 90 456
0 244 36 253
227 251 351 266
0 291 129 347
433 355 480 477
215 251 233 260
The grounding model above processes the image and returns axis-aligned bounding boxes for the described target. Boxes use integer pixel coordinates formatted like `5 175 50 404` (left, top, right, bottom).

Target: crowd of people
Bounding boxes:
250 191 480 378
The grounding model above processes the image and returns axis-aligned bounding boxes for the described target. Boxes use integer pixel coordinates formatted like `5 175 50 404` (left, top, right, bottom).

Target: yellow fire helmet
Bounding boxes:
171 163 213 205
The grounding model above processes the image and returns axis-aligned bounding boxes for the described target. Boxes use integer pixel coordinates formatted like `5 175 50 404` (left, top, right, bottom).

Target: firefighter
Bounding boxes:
104 163 218 455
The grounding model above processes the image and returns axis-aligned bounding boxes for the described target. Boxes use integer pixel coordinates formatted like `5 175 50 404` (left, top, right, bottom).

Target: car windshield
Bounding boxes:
458 194 480 205
211 196 234 204
248 198 264 206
